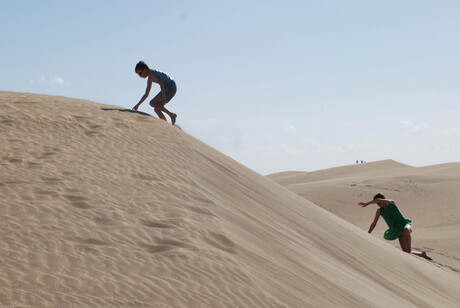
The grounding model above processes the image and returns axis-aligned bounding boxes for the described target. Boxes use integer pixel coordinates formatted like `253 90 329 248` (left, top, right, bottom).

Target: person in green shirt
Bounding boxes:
359 193 431 260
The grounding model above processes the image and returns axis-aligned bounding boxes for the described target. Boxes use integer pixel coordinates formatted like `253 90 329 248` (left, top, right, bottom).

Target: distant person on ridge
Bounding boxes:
359 193 432 260
132 61 177 124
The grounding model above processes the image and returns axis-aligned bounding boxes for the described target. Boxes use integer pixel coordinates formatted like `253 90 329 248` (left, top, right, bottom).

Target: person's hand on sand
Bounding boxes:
358 202 369 207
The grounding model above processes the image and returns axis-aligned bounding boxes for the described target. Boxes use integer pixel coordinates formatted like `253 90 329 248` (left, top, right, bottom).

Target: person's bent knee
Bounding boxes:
404 225 412 234
150 100 163 108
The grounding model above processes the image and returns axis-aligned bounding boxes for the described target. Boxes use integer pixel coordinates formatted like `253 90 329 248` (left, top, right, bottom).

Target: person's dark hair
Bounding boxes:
373 193 385 200
135 61 149 72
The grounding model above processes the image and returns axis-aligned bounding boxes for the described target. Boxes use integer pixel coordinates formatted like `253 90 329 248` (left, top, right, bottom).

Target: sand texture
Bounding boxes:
2 91 460 307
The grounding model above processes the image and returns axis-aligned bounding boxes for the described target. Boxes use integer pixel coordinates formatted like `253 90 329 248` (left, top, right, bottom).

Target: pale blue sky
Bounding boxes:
1 0 459 174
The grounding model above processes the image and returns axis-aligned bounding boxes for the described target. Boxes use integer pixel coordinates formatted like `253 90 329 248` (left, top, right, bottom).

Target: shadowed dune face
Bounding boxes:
2 91 460 307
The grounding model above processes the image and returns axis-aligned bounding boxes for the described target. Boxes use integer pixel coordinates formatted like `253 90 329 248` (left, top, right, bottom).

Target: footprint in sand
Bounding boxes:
204 231 237 254
138 239 196 254
41 176 63 185
138 242 176 254
138 219 174 229
63 195 93 209
69 237 111 247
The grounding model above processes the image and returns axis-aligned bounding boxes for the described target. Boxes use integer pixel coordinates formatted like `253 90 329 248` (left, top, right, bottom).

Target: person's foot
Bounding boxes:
170 113 177 125
421 251 432 261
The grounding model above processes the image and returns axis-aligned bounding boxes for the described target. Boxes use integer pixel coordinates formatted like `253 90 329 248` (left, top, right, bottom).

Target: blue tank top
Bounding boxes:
149 69 173 88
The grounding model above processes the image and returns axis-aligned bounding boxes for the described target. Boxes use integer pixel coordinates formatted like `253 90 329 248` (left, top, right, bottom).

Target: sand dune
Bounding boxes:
268 160 460 274
2 91 460 307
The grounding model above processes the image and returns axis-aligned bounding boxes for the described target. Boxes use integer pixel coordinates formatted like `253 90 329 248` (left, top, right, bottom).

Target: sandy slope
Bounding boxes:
2 91 460 307
268 160 460 274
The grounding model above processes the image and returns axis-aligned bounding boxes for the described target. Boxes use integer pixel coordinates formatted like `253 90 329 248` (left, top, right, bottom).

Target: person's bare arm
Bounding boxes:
358 198 395 207
133 79 152 110
368 208 381 234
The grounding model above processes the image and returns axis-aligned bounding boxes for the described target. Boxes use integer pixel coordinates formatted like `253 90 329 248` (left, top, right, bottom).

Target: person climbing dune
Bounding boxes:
132 61 177 125
359 193 432 260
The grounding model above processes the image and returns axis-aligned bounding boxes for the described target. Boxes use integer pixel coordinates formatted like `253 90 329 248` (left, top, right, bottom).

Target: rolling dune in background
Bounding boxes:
268 160 460 274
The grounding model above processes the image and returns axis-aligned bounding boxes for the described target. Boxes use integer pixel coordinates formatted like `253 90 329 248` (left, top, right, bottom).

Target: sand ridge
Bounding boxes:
2 91 460 307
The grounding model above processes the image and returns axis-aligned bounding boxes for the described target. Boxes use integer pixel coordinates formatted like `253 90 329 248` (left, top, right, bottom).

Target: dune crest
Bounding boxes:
2 92 460 307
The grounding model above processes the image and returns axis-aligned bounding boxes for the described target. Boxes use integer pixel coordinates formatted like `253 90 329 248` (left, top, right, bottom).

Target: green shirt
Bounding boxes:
379 204 412 240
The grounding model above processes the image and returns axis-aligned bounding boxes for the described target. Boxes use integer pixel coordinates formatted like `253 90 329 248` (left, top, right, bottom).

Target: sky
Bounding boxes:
1 0 459 175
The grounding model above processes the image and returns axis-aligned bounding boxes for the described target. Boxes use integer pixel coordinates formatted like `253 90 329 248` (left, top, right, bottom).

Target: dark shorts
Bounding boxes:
150 81 177 107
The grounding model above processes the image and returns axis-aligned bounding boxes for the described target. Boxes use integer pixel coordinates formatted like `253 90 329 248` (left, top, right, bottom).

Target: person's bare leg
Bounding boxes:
150 98 167 121
160 106 177 125
398 236 409 253
405 227 412 252
154 107 167 121
402 227 432 260
150 97 176 124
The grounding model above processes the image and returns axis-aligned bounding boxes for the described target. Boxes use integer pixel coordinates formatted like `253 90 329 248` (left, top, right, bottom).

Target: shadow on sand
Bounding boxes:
101 108 151 117
102 108 182 130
